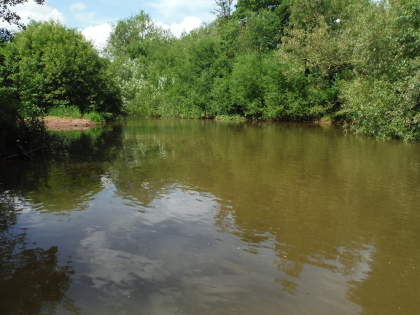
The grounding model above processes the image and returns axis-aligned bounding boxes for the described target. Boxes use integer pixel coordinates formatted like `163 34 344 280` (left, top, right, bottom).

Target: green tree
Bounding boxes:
107 12 172 115
3 21 121 117
107 11 171 59
106 1 419 141
338 0 419 140
235 0 290 42
214 0 234 19
235 0 285 14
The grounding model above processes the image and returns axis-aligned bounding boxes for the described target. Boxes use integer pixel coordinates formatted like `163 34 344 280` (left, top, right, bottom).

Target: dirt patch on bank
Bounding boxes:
44 117 96 131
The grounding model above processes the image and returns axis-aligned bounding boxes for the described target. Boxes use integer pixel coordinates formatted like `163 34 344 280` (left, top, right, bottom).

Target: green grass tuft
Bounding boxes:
215 115 247 122
47 106 105 123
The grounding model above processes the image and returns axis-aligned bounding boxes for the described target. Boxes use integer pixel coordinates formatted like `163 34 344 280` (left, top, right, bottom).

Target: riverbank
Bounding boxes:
0 116 97 161
43 116 97 131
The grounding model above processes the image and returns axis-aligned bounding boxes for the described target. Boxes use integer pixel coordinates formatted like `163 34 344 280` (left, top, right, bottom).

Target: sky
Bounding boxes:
2 0 225 50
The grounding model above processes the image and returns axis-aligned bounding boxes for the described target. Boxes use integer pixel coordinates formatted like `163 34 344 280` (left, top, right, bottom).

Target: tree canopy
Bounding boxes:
2 22 121 117
105 0 419 140
1 0 419 143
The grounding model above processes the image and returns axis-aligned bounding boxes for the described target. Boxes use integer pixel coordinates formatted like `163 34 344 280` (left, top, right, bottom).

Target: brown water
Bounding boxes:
1 119 419 315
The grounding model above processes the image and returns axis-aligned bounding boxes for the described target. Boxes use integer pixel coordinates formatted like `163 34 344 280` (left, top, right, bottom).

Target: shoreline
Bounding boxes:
43 116 97 131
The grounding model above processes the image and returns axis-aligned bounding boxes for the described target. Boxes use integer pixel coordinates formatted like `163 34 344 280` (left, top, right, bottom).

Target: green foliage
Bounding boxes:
107 11 171 59
3 21 122 117
238 9 284 52
214 0 234 19
0 22 121 157
341 78 419 141
227 52 337 120
47 106 106 123
0 43 22 154
215 115 246 122
83 111 107 123
106 12 172 116
106 0 419 141
1 0 418 144
235 0 288 16
0 87 19 151
48 106 83 119
335 0 420 139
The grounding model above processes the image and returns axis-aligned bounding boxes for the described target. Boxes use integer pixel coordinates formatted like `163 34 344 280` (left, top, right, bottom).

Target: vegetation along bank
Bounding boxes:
1 0 419 158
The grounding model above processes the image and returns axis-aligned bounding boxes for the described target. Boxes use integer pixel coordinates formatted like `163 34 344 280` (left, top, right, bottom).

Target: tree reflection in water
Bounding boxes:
110 120 420 315
0 126 124 314
0 120 419 315
0 193 78 315
0 126 123 215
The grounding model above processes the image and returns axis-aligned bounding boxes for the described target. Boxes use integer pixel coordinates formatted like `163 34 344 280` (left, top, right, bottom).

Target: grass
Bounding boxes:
215 115 247 122
47 106 106 123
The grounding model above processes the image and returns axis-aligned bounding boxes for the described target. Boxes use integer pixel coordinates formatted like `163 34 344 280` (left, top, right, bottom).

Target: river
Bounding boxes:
1 119 419 315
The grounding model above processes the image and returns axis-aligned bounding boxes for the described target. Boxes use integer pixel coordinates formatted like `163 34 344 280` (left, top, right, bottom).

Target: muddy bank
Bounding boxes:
44 117 96 131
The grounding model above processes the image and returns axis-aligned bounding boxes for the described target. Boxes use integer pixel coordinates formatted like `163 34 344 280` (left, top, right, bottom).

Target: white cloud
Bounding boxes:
82 23 112 51
82 15 203 52
156 16 203 37
0 0 64 30
70 2 87 11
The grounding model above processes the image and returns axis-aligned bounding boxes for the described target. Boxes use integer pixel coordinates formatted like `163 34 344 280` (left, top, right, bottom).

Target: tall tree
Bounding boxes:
107 11 170 59
4 22 122 116
214 0 234 19
235 0 285 15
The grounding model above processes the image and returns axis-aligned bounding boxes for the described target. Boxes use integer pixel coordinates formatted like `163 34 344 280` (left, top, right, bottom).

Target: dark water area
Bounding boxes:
1 119 419 315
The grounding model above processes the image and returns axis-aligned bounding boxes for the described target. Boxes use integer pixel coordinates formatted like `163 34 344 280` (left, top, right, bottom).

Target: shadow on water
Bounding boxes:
0 193 77 315
0 125 123 214
0 126 123 314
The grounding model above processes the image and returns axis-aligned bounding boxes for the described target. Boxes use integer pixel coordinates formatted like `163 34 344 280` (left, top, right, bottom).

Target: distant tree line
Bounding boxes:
0 0 418 149
107 0 419 141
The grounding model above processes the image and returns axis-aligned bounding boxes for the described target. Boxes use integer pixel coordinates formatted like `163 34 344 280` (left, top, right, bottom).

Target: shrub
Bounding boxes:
341 78 419 141
3 22 122 117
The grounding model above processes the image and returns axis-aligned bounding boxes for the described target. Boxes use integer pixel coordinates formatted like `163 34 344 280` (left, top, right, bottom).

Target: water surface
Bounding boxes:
1 119 419 315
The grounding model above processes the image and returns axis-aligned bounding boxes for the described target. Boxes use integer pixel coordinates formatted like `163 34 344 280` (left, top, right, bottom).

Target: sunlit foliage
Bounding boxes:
107 0 418 140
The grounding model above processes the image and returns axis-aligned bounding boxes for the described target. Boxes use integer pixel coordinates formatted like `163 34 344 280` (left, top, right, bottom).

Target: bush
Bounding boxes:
0 87 19 153
48 106 106 123
105 2 419 141
3 22 122 117
48 106 82 119
341 78 419 141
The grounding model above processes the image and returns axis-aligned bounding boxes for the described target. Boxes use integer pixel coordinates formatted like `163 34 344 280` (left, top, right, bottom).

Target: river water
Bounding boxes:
1 119 419 315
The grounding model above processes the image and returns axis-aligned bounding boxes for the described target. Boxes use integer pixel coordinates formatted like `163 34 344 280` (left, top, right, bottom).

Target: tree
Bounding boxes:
338 0 420 140
107 11 170 59
214 0 234 19
235 0 290 19
105 2 418 140
236 0 283 12
107 12 173 115
3 21 122 116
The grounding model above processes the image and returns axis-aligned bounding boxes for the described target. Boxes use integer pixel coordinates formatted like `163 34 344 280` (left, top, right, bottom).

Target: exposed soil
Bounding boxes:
44 116 96 131
315 118 333 126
